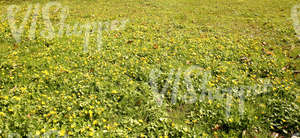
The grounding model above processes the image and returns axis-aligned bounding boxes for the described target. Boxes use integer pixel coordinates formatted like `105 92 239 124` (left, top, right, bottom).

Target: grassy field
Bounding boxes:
0 0 299 137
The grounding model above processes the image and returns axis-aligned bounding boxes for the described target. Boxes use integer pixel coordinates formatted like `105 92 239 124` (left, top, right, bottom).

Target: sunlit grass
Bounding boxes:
0 0 299 137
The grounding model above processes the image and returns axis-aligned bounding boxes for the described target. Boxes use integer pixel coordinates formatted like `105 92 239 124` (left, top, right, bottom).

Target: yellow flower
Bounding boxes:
112 90 118 94
80 128 86 133
89 110 93 118
259 104 266 108
71 123 76 128
59 130 66 136
208 100 212 105
42 70 49 76
67 107 72 111
35 131 41 135
43 114 48 118
138 119 143 123
0 112 5 116
20 87 27 92
184 120 190 124
232 80 238 85
296 95 300 103
105 125 111 130
49 111 56 115
228 118 233 123
41 128 46 133
88 131 94 136
13 96 21 101
208 81 215 87
93 120 98 125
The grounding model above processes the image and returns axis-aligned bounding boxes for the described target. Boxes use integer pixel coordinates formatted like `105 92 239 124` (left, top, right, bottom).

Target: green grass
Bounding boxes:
0 0 299 137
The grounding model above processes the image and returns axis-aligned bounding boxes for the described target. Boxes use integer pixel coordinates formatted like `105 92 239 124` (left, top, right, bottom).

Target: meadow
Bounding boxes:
0 0 299 137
